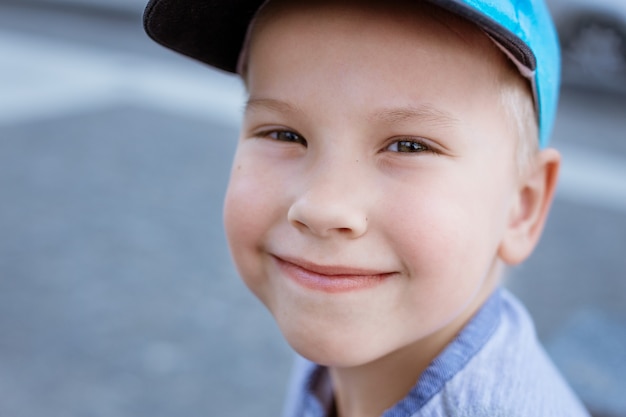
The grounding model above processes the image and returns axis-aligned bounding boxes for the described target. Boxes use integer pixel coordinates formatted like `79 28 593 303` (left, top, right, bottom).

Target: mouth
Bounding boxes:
272 255 396 293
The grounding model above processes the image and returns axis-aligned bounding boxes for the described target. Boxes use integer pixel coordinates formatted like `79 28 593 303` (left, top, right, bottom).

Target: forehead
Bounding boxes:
242 0 508 80
244 0 511 104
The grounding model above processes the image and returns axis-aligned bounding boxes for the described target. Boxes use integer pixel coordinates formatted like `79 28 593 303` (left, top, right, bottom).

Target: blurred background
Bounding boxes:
0 0 624 416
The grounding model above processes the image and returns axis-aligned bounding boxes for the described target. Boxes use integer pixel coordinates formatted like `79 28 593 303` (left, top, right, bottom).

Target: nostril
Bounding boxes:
291 219 308 230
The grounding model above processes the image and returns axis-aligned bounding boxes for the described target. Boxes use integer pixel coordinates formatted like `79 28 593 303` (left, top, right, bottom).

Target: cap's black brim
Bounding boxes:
144 0 266 72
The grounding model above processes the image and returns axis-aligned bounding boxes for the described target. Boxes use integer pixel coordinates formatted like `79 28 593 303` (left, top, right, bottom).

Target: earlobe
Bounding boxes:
498 148 561 265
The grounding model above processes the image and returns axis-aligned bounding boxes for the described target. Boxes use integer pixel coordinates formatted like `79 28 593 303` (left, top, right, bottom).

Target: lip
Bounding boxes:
272 255 396 293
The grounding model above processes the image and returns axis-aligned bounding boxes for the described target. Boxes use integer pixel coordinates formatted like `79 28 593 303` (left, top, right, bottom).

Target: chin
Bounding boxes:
291 342 371 368
279 324 392 368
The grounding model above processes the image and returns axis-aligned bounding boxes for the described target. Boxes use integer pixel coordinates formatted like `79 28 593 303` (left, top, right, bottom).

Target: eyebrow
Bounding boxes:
245 98 459 127
245 97 304 115
372 104 459 127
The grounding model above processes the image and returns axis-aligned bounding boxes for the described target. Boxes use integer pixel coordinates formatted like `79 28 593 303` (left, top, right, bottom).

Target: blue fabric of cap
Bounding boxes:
144 0 561 146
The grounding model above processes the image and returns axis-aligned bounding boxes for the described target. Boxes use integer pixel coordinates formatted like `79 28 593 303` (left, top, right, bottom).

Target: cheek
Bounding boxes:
223 157 279 294
224 148 281 239
224 165 258 250
383 178 504 291
384 185 471 258
224 140 308 311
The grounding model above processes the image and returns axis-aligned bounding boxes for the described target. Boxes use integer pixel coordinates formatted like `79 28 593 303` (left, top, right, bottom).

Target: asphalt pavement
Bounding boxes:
0 2 625 417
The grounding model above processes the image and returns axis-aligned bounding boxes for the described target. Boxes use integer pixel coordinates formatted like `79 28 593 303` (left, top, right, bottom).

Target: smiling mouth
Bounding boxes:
272 255 396 293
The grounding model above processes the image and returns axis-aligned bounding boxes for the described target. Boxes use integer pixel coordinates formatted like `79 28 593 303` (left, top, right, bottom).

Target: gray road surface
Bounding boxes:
0 2 625 417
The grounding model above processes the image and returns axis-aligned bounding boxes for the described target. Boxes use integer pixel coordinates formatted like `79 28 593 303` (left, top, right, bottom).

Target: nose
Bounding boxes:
287 170 369 239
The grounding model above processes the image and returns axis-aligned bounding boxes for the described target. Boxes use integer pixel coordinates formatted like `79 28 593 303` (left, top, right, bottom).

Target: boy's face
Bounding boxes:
225 1 524 367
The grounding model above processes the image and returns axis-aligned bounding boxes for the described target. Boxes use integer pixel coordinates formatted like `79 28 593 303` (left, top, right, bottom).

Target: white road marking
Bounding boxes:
1 30 625 213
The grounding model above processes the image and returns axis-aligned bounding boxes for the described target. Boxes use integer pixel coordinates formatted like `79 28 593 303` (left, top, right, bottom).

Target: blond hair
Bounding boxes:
497 56 540 177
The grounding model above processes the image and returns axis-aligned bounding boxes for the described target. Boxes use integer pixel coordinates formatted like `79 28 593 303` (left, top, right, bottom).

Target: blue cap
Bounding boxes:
144 0 561 146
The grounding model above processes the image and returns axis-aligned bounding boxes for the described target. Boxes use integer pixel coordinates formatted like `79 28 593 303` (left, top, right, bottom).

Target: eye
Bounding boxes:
386 139 429 153
257 129 307 147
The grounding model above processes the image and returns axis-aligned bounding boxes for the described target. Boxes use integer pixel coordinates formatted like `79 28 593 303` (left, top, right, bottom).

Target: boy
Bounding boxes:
144 0 590 416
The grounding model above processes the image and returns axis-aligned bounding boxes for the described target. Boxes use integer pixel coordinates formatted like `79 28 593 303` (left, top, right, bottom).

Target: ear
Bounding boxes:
498 148 561 265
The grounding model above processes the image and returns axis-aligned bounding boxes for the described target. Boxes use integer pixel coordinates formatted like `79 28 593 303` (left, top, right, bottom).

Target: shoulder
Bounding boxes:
421 289 591 417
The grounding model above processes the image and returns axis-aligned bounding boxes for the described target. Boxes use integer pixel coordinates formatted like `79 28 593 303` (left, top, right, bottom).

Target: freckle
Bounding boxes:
237 165 241 170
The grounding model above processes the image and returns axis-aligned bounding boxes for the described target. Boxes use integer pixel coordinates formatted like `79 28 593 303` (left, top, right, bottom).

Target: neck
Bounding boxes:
329 343 431 417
